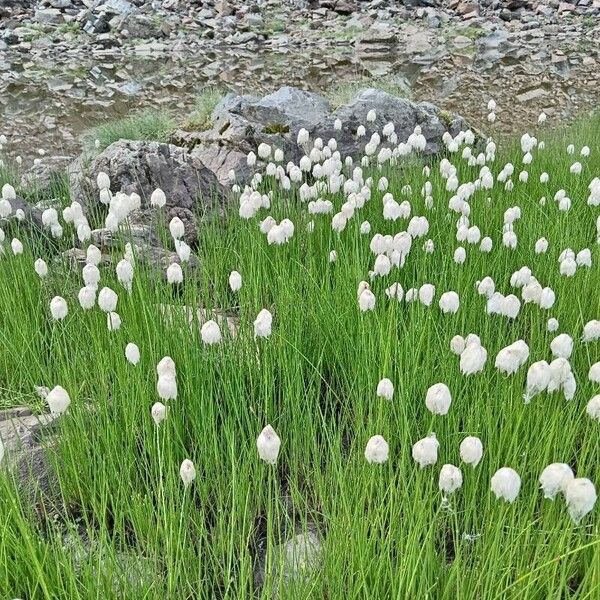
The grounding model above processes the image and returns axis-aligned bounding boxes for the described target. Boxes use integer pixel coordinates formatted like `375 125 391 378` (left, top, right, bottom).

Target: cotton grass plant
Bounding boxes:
0 107 599 598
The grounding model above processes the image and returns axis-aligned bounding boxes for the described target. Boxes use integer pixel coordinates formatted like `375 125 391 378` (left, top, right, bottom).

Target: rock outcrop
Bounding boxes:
173 86 470 184
69 140 227 244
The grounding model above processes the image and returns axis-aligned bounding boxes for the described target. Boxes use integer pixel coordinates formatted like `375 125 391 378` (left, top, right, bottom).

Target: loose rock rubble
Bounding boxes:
0 0 598 166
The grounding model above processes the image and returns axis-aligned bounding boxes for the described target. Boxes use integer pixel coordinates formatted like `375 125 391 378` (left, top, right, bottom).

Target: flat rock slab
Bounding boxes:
0 408 56 453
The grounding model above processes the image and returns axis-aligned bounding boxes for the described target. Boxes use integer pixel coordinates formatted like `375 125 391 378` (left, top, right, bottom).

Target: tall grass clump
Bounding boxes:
181 87 225 131
90 110 176 151
0 106 599 599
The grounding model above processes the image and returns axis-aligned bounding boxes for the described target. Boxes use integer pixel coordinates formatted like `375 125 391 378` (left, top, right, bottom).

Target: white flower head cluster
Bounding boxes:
156 356 177 401
151 402 167 426
439 464 463 494
365 435 389 464
376 378 394 401
34 258 48 278
495 340 529 375
539 463 574 500
46 385 70 416
0 183 16 218
425 383 452 415
455 334 488 376
491 467 521 503
180 459 196 487
460 436 483 467
537 462 599 523
201 320 222 345
582 320 600 343
125 342 140 365
412 434 439 469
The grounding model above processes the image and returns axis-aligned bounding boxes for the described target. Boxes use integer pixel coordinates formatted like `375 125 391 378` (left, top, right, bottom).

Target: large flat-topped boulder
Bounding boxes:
211 86 332 134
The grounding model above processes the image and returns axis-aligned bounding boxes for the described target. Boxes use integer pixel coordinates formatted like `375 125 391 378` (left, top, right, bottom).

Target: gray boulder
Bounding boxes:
68 140 227 245
173 86 471 185
33 7 64 23
92 0 136 15
0 407 60 510
3 194 44 230
20 155 72 197
255 529 322 593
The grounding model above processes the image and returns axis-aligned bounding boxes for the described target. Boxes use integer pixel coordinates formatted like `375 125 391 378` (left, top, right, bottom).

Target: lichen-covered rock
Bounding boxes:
68 140 227 244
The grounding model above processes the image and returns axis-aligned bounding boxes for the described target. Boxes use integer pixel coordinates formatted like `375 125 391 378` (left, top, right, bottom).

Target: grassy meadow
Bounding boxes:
0 110 599 599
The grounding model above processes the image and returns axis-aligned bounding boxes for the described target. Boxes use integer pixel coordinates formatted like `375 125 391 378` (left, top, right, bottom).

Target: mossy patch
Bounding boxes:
263 123 290 135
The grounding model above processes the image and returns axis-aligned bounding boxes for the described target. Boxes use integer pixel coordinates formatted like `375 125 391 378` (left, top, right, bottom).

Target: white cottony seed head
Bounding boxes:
46 385 70 416
365 435 389 464
34 258 48 278
460 436 483 467
586 395 600 420
150 188 166 207
539 463 574 500
376 378 394 401
358 289 376 311
425 383 451 415
439 464 463 494
78 286 96 310
50 296 68 321
125 342 140 365
550 333 573 359
588 361 600 383
491 467 521 502
229 270 242 292
157 356 176 378
254 309 273 338
98 287 118 312
157 375 177 401
169 217 185 240
412 434 439 469
11 238 23 255
180 459 196 487
201 319 222 345
166 263 183 285
582 320 600 343
86 244 102 266
151 402 167 426
257 425 281 465
565 478 597 524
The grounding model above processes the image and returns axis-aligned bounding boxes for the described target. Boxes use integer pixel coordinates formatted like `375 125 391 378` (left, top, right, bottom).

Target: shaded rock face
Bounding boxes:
175 86 470 184
69 140 227 244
